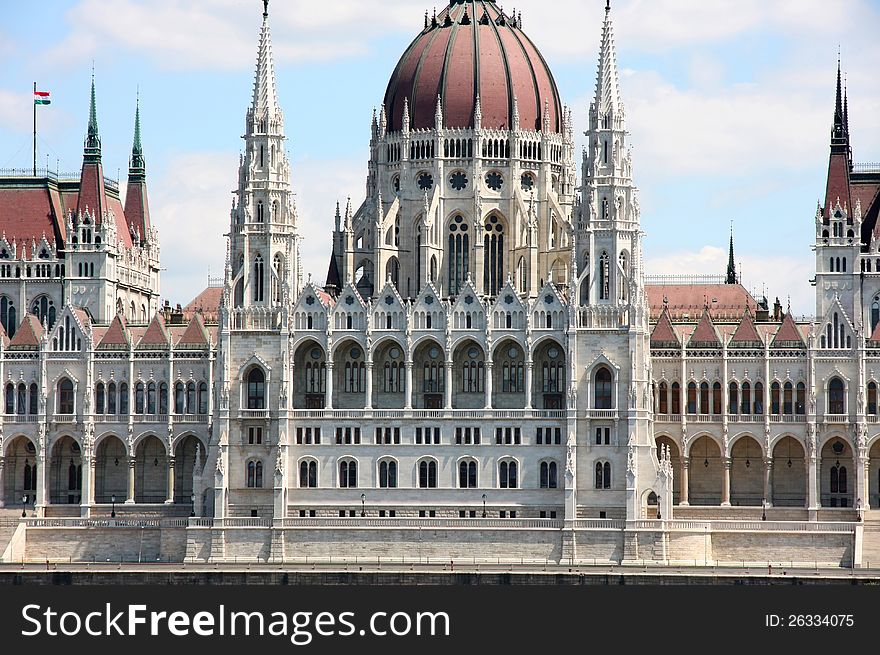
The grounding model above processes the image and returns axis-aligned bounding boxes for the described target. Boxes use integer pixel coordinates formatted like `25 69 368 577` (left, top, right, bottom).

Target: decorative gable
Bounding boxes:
728 309 763 348
449 277 484 330
650 307 680 348
491 278 526 330
687 308 720 348
137 313 170 349
771 312 805 349
373 279 406 331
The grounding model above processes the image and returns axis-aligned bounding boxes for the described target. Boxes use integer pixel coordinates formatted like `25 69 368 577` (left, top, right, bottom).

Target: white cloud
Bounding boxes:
645 245 815 316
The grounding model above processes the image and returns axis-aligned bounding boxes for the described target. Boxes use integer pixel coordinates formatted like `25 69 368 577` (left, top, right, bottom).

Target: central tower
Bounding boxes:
327 0 577 301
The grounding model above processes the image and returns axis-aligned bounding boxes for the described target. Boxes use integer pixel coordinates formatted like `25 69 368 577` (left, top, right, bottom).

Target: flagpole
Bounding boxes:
33 81 37 176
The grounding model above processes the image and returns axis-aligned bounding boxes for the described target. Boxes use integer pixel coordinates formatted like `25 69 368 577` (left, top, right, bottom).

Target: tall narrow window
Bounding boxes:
771 382 781 415
671 382 681 414
869 382 878 416
599 252 610 300
783 382 793 415
483 214 505 296
0 296 16 338
658 382 668 414
419 460 437 488
686 382 697 414
829 377 845 414
247 368 266 409
447 215 469 295
253 254 264 302
712 382 722 415
595 367 613 409
58 378 74 415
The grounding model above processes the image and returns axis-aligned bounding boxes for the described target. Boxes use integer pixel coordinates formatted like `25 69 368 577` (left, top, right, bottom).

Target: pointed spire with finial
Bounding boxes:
335 200 341 231
84 70 101 161
128 93 145 180
250 0 282 131
726 222 736 284
402 96 411 133
594 0 624 125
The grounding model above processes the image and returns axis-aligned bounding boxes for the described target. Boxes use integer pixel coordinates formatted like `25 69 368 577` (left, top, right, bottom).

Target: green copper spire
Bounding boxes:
84 72 101 160
129 94 146 179
726 224 736 285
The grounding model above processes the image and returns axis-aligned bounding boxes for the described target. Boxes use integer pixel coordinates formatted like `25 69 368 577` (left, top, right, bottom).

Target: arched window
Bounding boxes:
253 254 264 302
869 382 878 416
422 358 444 393
273 253 284 303
158 382 168 415
58 378 74 415
740 381 751 415
830 463 848 494
4 383 13 414
31 295 55 329
483 214 505 295
379 460 398 488
729 381 739 415
95 382 105 415
459 460 477 488
135 381 145 414
339 460 358 488
754 381 764 414
246 460 263 488
770 382 780 415
461 347 484 393
712 382 722 415
198 382 208 415
174 382 185 414
15 383 25 415
447 215 470 295
247 368 266 409
186 382 196 414
796 382 806 415
686 382 697 414
26 382 37 415
658 382 668 414
500 345 524 393
499 460 518 488
119 382 129 415
146 381 156 415
299 460 317 488
256 200 264 223
0 295 17 337
783 381 793 415
699 382 709 414
594 367 613 409
873 298 880 334
595 461 611 489
829 377 845 414
418 460 437 488
540 461 558 489
671 382 681 414
107 382 117 414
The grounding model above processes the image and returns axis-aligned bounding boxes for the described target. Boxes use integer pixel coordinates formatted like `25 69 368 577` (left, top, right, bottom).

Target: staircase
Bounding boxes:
0 509 24 559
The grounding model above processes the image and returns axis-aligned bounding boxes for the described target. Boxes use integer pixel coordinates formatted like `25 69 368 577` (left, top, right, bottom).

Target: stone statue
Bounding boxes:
275 449 284 477
565 443 575 478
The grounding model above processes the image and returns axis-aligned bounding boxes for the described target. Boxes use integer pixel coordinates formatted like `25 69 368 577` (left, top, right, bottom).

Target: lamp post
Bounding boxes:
190 493 196 518
360 493 365 517
857 498 863 522
111 494 116 518
482 493 486 518
761 499 767 521
21 494 27 518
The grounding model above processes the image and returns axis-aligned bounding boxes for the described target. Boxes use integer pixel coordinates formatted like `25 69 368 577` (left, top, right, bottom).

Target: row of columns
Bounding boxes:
676 455 870 509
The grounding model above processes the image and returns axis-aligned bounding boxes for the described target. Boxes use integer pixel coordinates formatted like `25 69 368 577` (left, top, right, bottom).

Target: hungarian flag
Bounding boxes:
34 90 50 105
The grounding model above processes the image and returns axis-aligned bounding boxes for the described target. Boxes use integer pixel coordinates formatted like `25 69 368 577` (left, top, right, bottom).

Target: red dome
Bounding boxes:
383 1 563 133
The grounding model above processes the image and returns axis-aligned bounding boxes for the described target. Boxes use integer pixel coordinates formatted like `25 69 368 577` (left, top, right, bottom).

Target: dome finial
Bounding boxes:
263 0 269 18
606 0 611 12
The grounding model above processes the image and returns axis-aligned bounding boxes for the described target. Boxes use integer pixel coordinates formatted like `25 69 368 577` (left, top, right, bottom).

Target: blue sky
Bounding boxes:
1 0 878 314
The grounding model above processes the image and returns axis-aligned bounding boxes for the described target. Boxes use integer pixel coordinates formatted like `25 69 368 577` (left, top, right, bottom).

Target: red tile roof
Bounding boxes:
729 309 763 345
646 283 758 321
687 309 721 347
8 314 43 349
771 313 805 347
0 189 62 254
183 286 223 324
97 314 130 349
177 314 210 347
824 152 852 219
650 308 680 347
137 313 170 348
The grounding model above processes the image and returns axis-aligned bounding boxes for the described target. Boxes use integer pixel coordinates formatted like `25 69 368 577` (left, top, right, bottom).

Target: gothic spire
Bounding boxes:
594 0 623 121
726 224 736 285
84 72 101 161
831 57 847 150
128 95 145 180
250 0 282 130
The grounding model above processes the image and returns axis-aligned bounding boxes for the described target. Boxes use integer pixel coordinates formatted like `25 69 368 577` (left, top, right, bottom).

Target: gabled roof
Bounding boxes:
182 286 223 324
137 313 170 348
870 320 880 343
176 314 210 348
687 309 721 348
771 313 805 348
8 314 43 349
645 283 758 321
729 309 763 346
650 307 680 348
97 314 130 349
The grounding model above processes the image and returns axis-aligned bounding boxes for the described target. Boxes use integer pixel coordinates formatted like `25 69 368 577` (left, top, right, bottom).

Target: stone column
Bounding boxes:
325 362 334 410
80 456 93 517
763 458 773 507
126 458 136 503
444 360 453 410
679 457 689 506
0 457 5 508
856 454 868 513
166 457 176 504
364 362 373 410
35 454 47 515
721 457 731 506
484 362 493 410
405 362 413 410
807 455 819 511
524 362 533 410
